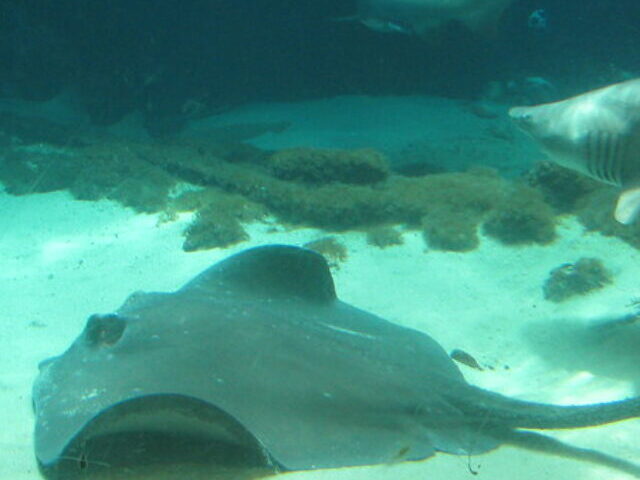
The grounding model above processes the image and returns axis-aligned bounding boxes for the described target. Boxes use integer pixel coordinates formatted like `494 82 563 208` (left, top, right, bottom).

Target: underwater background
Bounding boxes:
2 1 640 479
2 0 640 131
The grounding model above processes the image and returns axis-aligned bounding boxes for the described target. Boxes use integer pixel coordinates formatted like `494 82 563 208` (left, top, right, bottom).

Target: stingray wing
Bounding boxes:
33 246 494 472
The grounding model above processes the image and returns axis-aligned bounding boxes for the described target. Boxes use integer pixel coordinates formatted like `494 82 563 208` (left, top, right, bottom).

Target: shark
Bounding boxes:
355 0 515 36
509 78 640 224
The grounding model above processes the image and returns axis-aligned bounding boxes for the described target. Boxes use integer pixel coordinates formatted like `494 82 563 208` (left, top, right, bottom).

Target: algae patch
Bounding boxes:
267 148 389 185
304 237 348 268
543 258 612 302
483 184 556 246
366 226 404 248
0 121 581 253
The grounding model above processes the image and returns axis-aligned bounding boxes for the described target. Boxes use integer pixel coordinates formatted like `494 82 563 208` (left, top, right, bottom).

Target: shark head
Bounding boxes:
509 78 640 224
508 106 538 135
509 104 570 158
356 0 515 38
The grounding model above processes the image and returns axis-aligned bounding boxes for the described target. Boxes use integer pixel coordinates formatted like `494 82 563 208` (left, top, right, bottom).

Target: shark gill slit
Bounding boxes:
605 133 625 185
586 132 599 181
588 132 617 184
599 132 614 183
613 135 627 185
605 133 620 184
603 132 615 183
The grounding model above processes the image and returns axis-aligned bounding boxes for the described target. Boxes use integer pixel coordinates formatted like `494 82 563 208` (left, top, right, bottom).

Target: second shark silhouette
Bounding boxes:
355 0 515 36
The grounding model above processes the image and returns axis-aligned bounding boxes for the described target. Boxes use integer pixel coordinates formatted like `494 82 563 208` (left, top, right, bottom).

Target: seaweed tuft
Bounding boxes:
543 258 612 302
366 226 404 248
268 148 389 185
183 208 249 252
304 237 348 268
483 184 556 245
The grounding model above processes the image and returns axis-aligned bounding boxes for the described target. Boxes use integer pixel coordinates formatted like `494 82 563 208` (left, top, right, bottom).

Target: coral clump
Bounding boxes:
171 188 265 222
182 208 249 252
483 184 556 245
525 162 640 250
71 143 177 213
156 146 504 231
0 141 177 213
303 237 348 268
267 147 389 185
422 207 479 252
0 119 570 254
393 170 505 251
543 257 612 302
523 161 640 251
578 188 640 249
366 226 404 248
173 189 265 251
385 169 505 225
526 162 600 213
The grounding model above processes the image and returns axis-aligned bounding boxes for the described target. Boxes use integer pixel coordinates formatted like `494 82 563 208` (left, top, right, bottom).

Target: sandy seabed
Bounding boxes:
1 188 640 480
1 94 640 480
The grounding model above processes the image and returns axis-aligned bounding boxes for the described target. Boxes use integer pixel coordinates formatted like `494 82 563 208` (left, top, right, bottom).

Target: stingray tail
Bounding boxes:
456 388 640 430
490 427 640 478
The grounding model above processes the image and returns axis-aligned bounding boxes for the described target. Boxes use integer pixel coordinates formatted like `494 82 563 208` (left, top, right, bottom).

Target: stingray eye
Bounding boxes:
84 314 126 348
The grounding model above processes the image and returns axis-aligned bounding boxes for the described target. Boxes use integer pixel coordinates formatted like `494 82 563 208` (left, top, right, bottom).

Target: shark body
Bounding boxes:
509 78 640 224
356 0 514 36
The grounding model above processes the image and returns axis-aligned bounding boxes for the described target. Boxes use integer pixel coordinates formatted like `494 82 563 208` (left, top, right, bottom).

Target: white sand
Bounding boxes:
1 95 640 479
2 190 640 480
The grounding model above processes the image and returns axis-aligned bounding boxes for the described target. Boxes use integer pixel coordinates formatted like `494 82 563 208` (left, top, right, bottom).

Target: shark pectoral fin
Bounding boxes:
614 187 640 224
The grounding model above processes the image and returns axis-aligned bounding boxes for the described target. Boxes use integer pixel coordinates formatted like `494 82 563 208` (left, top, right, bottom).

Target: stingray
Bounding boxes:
33 245 640 477
509 78 640 224
354 0 514 36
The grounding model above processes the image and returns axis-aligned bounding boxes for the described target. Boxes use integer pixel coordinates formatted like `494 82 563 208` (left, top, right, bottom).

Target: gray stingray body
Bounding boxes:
33 246 640 475
356 0 514 36
509 78 640 224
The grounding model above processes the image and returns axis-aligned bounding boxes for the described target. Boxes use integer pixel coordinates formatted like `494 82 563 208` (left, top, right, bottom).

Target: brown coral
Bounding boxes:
543 258 612 302
267 147 389 185
483 184 556 246
0 121 571 253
